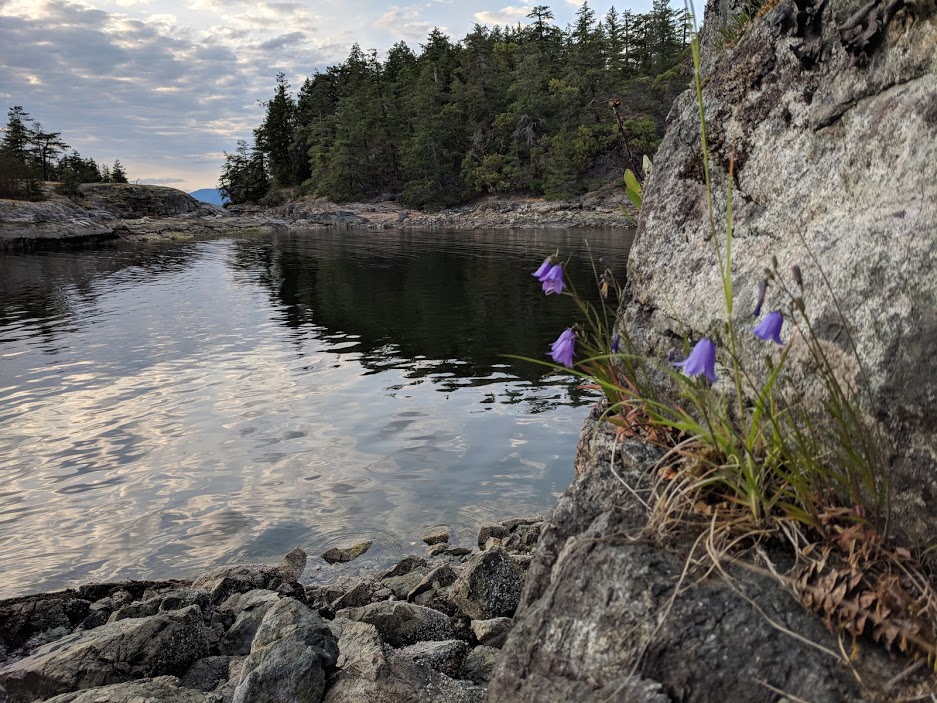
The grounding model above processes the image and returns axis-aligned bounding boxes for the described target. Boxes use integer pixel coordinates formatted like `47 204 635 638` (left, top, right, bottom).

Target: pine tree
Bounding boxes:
255 72 298 188
110 159 128 183
28 123 69 181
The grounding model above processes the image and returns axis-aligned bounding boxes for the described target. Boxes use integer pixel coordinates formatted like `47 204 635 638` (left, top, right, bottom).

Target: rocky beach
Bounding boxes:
0 182 635 250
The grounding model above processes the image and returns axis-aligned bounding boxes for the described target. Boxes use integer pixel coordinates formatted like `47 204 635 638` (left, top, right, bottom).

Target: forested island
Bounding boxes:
221 2 689 208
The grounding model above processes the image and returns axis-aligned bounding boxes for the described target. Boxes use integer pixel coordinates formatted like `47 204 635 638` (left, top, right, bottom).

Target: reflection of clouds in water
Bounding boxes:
0 234 625 597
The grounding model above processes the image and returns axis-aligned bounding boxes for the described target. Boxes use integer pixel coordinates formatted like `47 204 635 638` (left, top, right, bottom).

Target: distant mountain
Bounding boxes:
189 188 227 206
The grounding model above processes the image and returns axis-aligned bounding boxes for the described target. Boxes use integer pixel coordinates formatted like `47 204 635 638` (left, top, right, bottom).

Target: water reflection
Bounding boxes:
0 228 633 598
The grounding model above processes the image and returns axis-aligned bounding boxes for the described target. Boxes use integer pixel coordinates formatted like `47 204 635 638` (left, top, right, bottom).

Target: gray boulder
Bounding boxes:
180 656 232 692
232 598 338 703
407 564 459 602
217 590 281 656
192 548 306 604
469 618 512 649
393 640 470 679
459 646 499 685
323 620 485 703
335 601 455 648
487 426 906 702
42 676 210 703
0 605 214 702
449 547 523 619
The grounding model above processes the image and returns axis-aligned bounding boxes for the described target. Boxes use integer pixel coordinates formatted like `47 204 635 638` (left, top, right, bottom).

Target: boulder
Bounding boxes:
217 590 281 656
380 556 426 579
407 564 459 602
0 605 214 702
335 601 456 648
180 656 232 692
459 645 499 685
231 598 338 703
476 524 508 548
421 528 450 546
323 620 485 703
393 639 470 679
469 618 512 649
449 547 523 620
487 428 907 702
192 548 306 604
321 541 372 564
42 676 210 703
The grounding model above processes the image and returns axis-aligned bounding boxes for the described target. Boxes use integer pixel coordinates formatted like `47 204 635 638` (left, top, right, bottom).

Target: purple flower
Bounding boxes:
752 310 784 345
611 334 620 354
541 264 565 295
532 258 552 279
549 328 576 368
674 338 717 383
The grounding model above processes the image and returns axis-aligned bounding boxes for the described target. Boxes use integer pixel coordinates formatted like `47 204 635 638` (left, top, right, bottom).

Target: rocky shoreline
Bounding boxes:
0 183 634 249
0 517 543 703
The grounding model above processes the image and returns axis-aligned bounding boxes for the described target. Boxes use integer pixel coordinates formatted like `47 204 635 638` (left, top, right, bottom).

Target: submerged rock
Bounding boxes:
321 541 373 565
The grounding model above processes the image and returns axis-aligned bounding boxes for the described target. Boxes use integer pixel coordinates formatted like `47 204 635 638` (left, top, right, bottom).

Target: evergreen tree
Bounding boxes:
28 123 69 181
219 139 269 204
110 159 128 183
1 106 33 163
255 72 299 188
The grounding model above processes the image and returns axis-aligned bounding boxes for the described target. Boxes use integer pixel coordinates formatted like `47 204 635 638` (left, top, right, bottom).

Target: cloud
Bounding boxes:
374 6 437 42
473 5 532 26
257 31 306 51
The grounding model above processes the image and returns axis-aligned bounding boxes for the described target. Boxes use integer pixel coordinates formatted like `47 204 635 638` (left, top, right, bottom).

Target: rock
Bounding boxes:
77 184 205 218
500 517 543 531
180 656 231 692
191 548 306 603
487 428 904 702
421 528 450 546
393 640 470 679
381 567 433 600
0 596 91 653
42 676 210 703
323 620 485 703
427 544 448 557
469 618 512 649
449 547 523 620
407 564 459 602
620 0 937 545
109 588 210 623
232 598 338 703
476 523 508 548
330 578 380 610
0 605 214 702
380 556 427 579
443 547 472 557
321 541 373 564
217 590 281 656
459 645 500 685
482 537 502 551
335 601 456 648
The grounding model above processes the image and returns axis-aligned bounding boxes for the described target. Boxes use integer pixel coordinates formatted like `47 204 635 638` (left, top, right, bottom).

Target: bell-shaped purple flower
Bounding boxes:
752 310 784 345
611 334 620 354
532 258 552 279
549 328 576 368
674 338 717 383
541 264 565 295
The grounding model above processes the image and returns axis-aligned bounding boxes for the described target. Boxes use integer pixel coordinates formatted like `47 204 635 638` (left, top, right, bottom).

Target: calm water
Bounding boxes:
0 228 633 598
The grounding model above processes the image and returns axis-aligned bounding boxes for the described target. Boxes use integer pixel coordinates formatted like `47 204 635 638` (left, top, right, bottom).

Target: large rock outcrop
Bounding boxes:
621 0 937 544
488 414 909 701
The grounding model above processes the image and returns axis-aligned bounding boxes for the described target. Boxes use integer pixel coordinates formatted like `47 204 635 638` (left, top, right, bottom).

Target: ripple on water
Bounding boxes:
0 230 632 596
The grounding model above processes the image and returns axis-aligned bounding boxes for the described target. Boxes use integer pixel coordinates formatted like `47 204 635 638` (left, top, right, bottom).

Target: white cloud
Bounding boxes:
374 5 436 42
473 5 531 26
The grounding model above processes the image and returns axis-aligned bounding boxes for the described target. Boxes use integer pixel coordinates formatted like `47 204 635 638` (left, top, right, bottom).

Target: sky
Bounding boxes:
0 0 669 193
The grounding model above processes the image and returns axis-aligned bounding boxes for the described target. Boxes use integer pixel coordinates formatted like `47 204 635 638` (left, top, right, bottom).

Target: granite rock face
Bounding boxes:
620 0 937 543
487 420 906 701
